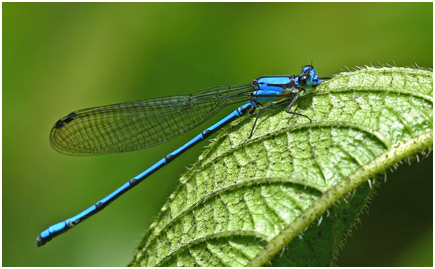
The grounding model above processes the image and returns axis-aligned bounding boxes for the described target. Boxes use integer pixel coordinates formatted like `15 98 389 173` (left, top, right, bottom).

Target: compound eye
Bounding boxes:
298 74 313 88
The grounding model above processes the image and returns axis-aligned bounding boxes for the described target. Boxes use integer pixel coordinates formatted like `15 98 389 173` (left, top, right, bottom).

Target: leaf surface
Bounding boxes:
129 66 433 267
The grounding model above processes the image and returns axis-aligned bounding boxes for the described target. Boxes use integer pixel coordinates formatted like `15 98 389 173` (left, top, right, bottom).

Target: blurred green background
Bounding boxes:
3 2 432 266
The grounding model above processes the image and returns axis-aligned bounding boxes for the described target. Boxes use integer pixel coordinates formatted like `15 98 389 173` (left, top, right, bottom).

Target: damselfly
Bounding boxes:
37 65 328 246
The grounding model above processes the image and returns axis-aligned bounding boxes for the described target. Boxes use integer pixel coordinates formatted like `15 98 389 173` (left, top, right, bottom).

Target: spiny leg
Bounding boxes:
286 92 312 122
245 93 312 142
246 99 290 140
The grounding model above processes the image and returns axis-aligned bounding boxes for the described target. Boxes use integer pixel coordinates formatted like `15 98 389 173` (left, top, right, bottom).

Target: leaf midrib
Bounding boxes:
247 130 433 266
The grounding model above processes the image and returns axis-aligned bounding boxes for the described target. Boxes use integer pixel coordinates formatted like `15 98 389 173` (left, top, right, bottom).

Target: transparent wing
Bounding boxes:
50 84 253 155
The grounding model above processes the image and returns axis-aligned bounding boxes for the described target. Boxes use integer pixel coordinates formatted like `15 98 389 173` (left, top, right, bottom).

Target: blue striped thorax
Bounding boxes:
252 75 294 103
251 65 321 104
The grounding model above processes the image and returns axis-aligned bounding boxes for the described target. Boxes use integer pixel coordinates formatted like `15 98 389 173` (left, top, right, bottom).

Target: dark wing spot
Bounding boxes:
54 119 65 129
64 112 77 123
54 112 77 129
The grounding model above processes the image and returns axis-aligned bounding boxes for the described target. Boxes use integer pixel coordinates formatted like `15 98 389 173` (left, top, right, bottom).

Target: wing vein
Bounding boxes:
50 84 253 155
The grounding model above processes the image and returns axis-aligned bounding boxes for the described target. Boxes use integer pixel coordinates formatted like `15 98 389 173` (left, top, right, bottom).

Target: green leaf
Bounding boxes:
129 66 433 267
